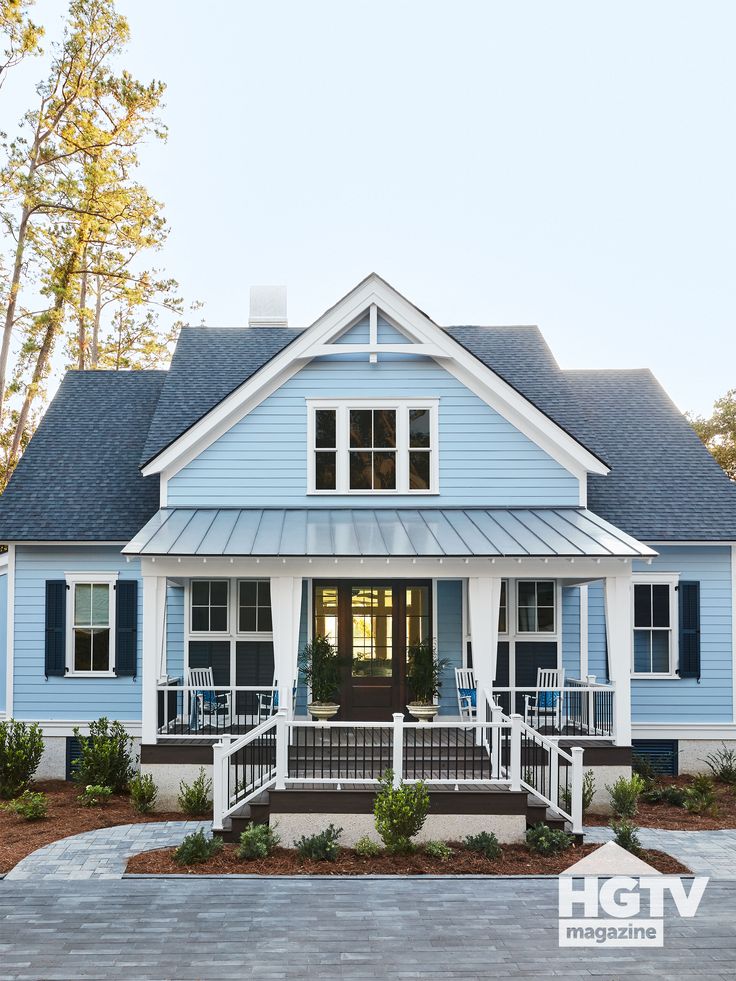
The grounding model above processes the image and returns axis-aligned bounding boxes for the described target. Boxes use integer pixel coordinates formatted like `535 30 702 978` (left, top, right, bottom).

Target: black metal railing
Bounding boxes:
288 724 393 782
492 685 614 738
227 724 278 810
156 685 277 738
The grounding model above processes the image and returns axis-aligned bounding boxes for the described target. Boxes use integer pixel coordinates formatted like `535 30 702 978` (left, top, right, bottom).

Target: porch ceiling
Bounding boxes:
123 507 655 559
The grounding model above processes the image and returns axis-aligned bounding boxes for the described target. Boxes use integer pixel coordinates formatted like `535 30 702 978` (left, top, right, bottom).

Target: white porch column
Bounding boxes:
270 576 303 718
467 576 503 716
141 573 165 745
604 573 633 746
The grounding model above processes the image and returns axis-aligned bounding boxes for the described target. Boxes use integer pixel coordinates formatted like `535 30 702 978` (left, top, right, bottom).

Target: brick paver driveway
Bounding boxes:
1 877 735 980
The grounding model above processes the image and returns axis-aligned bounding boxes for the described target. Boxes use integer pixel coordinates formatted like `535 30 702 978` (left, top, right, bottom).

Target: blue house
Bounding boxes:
1 274 734 836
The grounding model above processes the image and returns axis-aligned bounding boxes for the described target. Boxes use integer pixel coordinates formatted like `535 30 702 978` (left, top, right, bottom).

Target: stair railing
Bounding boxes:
212 710 284 830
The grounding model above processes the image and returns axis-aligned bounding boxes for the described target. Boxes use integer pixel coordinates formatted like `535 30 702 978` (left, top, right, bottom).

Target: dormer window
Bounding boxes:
308 400 438 494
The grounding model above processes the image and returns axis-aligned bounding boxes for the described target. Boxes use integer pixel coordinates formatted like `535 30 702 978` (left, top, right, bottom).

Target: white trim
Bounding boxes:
5 545 14 717
142 275 608 486
630 573 680 679
632 722 736 740
514 578 558 638
10 719 143 738
732 545 736 724
188 577 230 636
579 583 589 678
64 574 118 677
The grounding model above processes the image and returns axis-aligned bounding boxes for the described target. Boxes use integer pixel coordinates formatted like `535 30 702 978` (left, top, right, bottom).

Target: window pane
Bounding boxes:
75 584 91 625
75 628 92 671
634 584 651 628
315 451 336 490
240 607 256 632
258 580 271 607
537 581 554 607
651 631 670 672
349 410 372 448
409 451 430 490
499 581 507 632
405 586 429 617
634 631 651 672
537 606 555 632
258 606 273 632
349 451 372 489
373 451 396 490
315 586 338 613
91 584 109 626
409 408 431 448
240 581 257 606
315 409 336 448
652 585 670 628
192 607 209 631
210 606 227 632
518 606 537 632
92 629 110 671
191 581 209 605
517 581 536 607
210 581 228 606
373 409 396 448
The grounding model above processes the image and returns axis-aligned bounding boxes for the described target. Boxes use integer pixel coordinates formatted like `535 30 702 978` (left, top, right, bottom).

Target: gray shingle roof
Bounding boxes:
0 371 165 541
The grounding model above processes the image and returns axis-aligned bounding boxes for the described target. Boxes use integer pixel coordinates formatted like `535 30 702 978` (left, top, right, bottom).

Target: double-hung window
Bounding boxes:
66 575 116 675
238 580 273 634
633 579 677 675
517 580 555 633
191 580 229 633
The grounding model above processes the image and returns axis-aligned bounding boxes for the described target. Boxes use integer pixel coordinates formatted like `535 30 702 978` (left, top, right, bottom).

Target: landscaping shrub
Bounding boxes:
612 819 642 855
642 783 686 807
129 772 158 814
424 840 453 861
78 784 112 807
684 774 718 815
0 719 44 799
294 824 342 862
373 770 430 854
525 823 573 856
464 831 502 860
560 769 596 815
5 789 47 820
237 822 280 860
177 768 212 816
632 753 656 787
606 774 646 818
354 835 381 858
703 744 736 785
72 718 134 793
174 829 223 866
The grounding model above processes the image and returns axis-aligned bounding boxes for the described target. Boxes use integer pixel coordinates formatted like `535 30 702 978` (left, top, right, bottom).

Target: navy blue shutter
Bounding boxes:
45 580 67 677
116 580 138 678
678 581 700 680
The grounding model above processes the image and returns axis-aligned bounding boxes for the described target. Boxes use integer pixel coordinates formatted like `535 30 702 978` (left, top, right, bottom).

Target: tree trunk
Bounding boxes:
0 202 33 421
77 250 88 370
91 271 102 368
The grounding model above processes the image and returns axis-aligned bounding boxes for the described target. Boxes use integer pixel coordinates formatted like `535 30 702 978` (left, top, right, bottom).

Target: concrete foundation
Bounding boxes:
583 763 632 816
140 761 213 810
677 740 736 775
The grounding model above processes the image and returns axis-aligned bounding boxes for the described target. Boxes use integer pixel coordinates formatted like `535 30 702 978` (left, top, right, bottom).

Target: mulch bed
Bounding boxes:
0 781 196 874
127 843 689 877
586 775 736 831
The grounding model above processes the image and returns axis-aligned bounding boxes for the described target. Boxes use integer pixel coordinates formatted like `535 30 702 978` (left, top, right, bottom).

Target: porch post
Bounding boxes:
604 573 633 746
141 573 164 745
270 577 303 718
467 576 503 718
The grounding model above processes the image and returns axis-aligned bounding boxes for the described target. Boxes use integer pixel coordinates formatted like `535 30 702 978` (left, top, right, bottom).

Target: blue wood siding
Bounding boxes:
377 317 411 343
168 357 579 508
13 546 142 722
561 586 581 679
437 580 462 715
166 583 184 681
335 314 370 343
0 572 6 713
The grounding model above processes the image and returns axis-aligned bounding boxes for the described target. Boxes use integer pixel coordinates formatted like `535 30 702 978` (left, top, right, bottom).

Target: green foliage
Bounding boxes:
525 823 573 856
424 840 453 861
406 640 449 704
129 772 157 814
606 774 646 818
464 831 503 860
688 391 736 481
632 754 657 788
373 770 430 854
173 829 223 866
4 789 47 820
354 835 381 858
72 718 134 793
299 635 343 704
703 744 736 785
560 770 596 816
294 824 342 862
611 818 642 854
0 719 44 798
684 775 718 815
642 783 686 808
177 767 212 816
237 822 280 860
78 784 112 807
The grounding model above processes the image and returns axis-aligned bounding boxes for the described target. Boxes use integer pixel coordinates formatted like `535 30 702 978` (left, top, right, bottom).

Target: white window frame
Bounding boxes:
306 398 440 495
631 572 680 679
189 578 230 636
498 579 509 635
65 572 118 678
516 579 557 636
235 578 275 640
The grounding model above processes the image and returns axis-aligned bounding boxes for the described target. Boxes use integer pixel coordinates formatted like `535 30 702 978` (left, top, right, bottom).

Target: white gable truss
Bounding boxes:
144 274 608 505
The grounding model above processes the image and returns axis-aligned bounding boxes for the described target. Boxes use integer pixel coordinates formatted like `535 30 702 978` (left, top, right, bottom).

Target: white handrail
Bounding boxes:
212 711 282 830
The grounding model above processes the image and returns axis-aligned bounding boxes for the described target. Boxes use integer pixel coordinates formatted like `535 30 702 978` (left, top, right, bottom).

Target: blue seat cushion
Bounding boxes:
459 687 477 708
273 690 279 708
537 690 559 709
197 689 225 708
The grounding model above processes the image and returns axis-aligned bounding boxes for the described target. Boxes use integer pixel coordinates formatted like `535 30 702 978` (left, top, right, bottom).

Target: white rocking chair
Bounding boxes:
524 667 565 732
187 667 232 731
455 667 477 722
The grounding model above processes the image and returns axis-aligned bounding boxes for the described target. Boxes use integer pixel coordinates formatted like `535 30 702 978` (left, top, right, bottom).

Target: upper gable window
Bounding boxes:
308 400 438 494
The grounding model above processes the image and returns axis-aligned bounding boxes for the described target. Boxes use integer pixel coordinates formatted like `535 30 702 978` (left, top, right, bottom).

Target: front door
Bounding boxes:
313 581 431 721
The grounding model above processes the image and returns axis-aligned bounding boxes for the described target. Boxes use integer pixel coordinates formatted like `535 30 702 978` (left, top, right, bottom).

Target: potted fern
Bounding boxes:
406 640 449 722
299 634 343 721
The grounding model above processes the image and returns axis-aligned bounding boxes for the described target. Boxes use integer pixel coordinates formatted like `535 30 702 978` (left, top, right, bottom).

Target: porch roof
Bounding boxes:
124 507 656 559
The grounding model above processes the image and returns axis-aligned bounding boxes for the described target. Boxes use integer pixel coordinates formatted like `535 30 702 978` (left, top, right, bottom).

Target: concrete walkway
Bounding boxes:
4 820 211 880
585 825 736 878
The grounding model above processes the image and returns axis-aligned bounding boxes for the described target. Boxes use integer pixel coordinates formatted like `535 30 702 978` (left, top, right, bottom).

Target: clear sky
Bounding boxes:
2 0 735 415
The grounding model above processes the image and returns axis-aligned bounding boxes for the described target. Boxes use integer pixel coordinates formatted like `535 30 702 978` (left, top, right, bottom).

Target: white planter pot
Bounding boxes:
406 703 440 723
308 702 340 722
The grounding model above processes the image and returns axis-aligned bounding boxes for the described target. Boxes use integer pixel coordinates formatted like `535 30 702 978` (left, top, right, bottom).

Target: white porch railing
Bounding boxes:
156 682 277 739
491 677 615 740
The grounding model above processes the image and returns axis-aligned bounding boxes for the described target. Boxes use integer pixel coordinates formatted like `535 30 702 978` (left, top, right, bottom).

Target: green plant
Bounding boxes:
703 744 736 785
237 822 280 860
684 774 718 815
299 635 343 704
78 784 112 807
632 754 657 788
525 823 573 856
560 770 596 815
0 719 44 799
294 824 342 862
406 640 449 705
72 718 134 793
643 783 686 807
4 789 47 820
464 831 502 860
354 835 381 857
129 772 158 814
606 774 646 818
177 768 212 816
173 829 223 866
424 840 453 861
373 770 430 853
611 819 642 855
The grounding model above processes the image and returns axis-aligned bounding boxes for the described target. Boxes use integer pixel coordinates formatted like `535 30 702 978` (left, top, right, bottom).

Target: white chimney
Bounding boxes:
249 285 288 327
